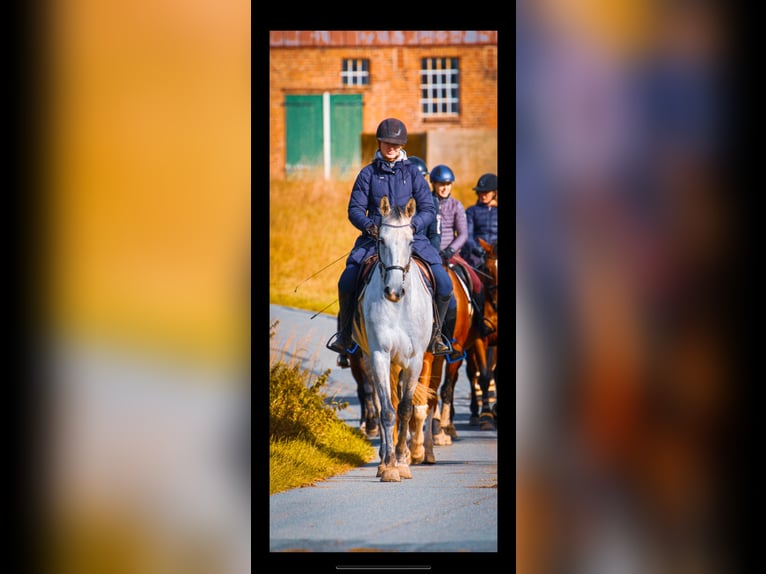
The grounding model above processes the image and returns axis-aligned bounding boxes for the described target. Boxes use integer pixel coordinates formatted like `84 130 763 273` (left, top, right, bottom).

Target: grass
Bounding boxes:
269 320 376 494
269 176 478 316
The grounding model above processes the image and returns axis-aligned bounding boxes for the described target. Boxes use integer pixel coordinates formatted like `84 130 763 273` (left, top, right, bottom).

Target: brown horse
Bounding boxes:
437 238 498 435
470 238 498 427
428 259 482 445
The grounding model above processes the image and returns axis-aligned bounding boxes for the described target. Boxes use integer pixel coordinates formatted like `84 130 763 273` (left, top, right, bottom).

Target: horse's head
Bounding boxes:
377 196 416 302
478 237 498 327
478 238 497 290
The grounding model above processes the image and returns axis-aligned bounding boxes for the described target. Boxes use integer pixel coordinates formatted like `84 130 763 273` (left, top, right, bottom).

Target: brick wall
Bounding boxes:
270 34 497 179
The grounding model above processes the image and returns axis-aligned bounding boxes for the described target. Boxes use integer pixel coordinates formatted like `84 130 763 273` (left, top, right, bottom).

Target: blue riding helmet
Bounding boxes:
429 164 455 183
409 156 429 178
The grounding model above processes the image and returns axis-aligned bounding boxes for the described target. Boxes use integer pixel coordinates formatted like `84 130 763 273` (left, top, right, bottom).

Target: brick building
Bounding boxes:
270 31 498 183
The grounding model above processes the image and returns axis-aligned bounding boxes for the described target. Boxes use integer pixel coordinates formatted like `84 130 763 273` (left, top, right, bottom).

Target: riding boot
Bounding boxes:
442 304 464 361
326 291 356 362
473 289 496 337
428 294 453 355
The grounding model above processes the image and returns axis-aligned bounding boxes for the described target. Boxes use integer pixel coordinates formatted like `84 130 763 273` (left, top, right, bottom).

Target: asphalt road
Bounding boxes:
268 304 499 558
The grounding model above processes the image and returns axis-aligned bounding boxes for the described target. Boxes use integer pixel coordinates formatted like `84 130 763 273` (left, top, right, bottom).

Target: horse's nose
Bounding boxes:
384 286 403 302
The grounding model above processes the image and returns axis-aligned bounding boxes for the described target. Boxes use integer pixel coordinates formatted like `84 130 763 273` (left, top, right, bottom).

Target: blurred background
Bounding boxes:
25 1 250 573
516 1 743 573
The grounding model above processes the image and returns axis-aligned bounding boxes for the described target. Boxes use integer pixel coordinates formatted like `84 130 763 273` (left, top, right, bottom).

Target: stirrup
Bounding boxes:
429 334 452 356
326 332 352 354
446 339 466 363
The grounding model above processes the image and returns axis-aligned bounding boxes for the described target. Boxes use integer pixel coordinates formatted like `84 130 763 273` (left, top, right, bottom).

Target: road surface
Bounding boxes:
268 304 499 560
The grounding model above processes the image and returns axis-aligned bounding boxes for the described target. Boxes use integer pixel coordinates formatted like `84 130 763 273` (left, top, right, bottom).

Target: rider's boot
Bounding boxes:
428 294 453 355
442 301 464 361
326 290 356 366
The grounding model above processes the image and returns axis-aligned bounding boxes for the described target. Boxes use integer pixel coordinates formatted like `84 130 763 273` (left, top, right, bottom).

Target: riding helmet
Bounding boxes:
473 173 497 192
409 156 429 177
429 164 455 183
376 118 408 145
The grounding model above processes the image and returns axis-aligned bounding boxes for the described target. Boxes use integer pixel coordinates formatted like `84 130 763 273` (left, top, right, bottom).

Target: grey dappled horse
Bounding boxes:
352 196 435 482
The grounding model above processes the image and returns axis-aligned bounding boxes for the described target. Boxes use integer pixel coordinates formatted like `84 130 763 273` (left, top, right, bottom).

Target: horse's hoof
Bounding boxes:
479 413 496 431
469 415 480 426
376 464 385 477
424 453 436 464
433 431 452 446
380 468 401 482
397 464 412 479
444 424 459 439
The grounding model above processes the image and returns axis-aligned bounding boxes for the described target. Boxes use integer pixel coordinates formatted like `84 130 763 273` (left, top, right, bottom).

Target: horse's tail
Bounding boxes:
414 381 437 405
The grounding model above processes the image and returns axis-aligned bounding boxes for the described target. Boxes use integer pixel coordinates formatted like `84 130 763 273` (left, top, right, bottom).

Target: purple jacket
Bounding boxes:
437 195 468 253
345 154 440 266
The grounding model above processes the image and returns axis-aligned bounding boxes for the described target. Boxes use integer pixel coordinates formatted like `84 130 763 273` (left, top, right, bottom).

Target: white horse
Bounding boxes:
353 196 435 482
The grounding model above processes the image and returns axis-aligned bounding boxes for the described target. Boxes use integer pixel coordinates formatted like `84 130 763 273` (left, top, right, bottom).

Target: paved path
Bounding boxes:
268 304 498 558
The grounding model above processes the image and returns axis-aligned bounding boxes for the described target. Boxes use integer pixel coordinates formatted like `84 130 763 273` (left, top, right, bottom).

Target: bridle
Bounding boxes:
376 222 413 282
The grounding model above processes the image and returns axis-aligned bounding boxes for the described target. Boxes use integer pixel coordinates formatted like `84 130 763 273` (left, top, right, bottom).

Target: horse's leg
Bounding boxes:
394 364 420 479
436 360 460 444
423 357 441 464
467 350 482 425
409 355 434 465
353 361 367 432
473 343 496 431
352 356 378 437
370 351 399 481
363 376 379 437
485 345 497 421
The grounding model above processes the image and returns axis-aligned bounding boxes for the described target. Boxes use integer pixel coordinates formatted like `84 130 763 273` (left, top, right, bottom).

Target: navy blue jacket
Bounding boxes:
461 201 498 267
426 194 441 251
346 155 441 266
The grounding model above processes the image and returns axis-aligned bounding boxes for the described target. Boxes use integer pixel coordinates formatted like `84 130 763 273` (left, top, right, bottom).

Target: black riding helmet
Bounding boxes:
429 164 455 183
473 173 497 192
409 156 429 177
376 118 408 145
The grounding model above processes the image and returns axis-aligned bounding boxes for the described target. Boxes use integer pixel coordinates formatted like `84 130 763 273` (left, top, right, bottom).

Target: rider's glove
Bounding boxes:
440 247 455 261
365 224 379 239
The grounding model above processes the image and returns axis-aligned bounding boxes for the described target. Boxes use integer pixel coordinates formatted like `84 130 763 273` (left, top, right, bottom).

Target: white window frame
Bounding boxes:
341 58 369 86
419 57 459 117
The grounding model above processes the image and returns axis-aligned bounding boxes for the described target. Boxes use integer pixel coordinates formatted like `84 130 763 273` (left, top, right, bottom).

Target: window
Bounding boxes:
342 59 369 86
419 57 459 117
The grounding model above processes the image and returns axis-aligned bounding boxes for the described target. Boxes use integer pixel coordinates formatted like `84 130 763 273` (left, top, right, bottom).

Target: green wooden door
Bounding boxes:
285 93 362 178
285 95 323 176
330 94 362 177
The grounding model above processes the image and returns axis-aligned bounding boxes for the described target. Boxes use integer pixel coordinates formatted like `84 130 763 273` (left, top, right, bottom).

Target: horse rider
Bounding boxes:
429 164 492 354
327 118 454 368
408 156 442 252
460 172 498 336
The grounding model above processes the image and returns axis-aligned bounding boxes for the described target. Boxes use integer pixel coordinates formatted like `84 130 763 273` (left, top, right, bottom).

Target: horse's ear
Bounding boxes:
478 237 492 253
405 197 416 218
380 196 391 217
